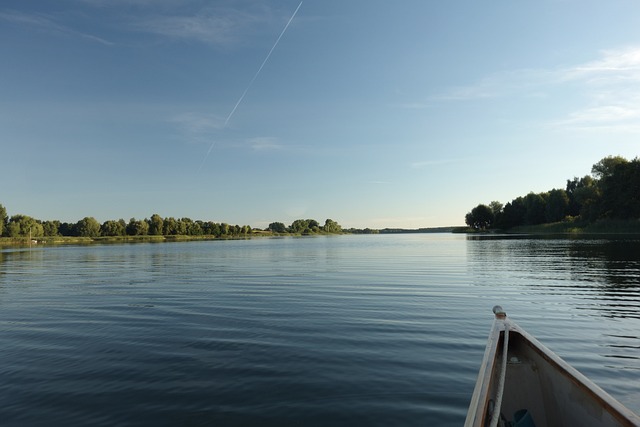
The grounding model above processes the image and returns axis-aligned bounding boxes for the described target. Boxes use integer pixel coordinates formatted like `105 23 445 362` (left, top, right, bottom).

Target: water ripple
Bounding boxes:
1 235 639 425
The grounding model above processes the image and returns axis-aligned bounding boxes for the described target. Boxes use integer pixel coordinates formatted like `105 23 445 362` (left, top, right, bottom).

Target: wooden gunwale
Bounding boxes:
464 315 502 427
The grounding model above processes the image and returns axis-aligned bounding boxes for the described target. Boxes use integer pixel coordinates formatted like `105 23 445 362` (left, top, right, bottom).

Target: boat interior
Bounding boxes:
485 326 637 427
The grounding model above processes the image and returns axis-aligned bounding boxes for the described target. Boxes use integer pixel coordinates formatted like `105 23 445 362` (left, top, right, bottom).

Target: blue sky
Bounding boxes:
2 0 639 229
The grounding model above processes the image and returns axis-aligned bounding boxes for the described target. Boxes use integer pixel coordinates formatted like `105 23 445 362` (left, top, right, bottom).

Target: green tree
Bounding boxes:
545 189 569 223
289 219 310 234
59 222 76 236
0 204 7 237
148 214 164 236
465 204 494 229
307 219 320 232
566 175 597 218
126 218 149 236
162 217 187 235
76 217 101 237
220 223 229 236
566 176 590 217
201 221 213 235
591 156 628 180
7 215 44 238
523 192 547 225
488 201 504 227
163 217 179 235
42 220 61 236
489 201 503 217
207 222 222 237
573 178 601 221
498 197 526 229
101 220 126 236
599 157 640 219
323 219 342 233
268 222 287 233
187 221 203 236
181 218 194 235
175 218 188 235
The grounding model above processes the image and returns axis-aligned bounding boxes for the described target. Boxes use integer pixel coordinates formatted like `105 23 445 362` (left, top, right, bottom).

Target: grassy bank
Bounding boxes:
0 230 350 247
0 234 252 247
453 218 640 235
507 219 640 234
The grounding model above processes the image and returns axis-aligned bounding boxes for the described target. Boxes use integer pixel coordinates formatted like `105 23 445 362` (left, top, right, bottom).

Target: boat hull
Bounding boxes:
465 309 640 427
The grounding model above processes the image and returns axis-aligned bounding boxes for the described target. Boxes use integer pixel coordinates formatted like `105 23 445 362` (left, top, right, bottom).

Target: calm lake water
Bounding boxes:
1 234 639 426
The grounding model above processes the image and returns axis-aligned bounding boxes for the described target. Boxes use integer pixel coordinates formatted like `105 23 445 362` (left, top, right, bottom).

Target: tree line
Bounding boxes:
465 156 640 230
0 208 343 239
267 218 342 234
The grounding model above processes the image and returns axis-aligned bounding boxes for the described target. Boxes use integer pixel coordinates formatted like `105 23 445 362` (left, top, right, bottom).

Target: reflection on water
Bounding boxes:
1 235 639 426
465 234 640 413
466 234 640 319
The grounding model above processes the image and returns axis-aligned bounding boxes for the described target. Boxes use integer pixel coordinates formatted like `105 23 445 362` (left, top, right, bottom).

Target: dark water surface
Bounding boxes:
1 234 639 426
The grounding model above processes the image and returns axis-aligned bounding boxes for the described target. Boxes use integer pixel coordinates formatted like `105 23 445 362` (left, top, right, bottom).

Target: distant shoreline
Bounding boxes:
0 227 465 247
0 232 299 247
4 220 639 247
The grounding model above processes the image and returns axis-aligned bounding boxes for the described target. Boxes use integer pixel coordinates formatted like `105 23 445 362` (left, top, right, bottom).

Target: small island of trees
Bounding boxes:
465 155 640 232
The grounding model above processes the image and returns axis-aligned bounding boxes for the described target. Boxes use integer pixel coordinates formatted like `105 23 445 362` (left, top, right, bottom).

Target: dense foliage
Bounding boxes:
465 156 640 230
268 218 342 234
0 207 343 240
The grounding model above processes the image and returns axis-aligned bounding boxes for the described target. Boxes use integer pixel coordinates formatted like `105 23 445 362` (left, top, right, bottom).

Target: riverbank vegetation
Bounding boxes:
464 156 640 233
0 206 344 245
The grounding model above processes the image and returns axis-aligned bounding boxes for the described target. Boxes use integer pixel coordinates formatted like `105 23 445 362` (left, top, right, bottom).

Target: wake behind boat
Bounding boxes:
465 306 640 427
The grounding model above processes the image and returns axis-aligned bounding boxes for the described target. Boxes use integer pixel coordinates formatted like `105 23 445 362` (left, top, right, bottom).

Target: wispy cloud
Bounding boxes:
550 104 640 133
434 47 640 101
171 114 286 152
553 47 640 131
0 10 114 45
434 68 557 101
248 137 283 151
554 104 640 125
131 5 272 47
562 47 640 83
433 46 640 133
171 112 225 134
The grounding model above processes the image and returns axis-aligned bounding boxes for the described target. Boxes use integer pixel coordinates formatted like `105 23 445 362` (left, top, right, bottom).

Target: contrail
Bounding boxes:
199 1 303 170
225 1 303 128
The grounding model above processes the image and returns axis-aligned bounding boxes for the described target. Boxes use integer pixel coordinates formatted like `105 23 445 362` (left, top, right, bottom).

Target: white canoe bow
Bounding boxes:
465 306 640 427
